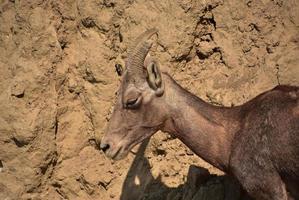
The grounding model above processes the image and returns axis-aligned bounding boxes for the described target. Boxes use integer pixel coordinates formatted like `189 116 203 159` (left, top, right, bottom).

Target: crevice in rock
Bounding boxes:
0 160 3 172
118 29 123 42
39 151 58 178
77 175 95 195
81 17 96 28
98 178 114 191
275 64 281 85
196 50 208 60
196 46 222 60
58 39 68 50
54 117 58 140
97 174 115 192
11 136 28 147
100 0 116 8
249 23 260 33
98 181 108 191
174 54 193 63
52 182 61 188
153 148 167 156
48 152 58 178
55 186 68 199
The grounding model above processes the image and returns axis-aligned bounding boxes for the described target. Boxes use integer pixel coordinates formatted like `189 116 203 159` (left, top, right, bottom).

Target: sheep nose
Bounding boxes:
99 142 110 153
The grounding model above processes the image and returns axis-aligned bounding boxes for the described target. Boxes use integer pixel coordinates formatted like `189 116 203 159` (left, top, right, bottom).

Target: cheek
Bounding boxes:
142 91 155 104
123 109 143 127
141 105 164 126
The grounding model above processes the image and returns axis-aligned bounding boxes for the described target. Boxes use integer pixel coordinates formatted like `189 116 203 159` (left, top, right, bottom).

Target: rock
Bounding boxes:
196 41 217 59
11 82 25 98
82 17 96 28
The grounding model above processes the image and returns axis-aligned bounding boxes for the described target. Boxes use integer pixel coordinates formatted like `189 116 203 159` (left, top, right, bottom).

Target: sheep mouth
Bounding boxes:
105 145 131 161
107 140 143 161
111 147 125 160
108 128 158 160
105 146 126 160
116 132 154 160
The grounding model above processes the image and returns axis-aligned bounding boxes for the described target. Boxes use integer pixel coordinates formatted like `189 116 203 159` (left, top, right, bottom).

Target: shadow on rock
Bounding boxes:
120 139 251 200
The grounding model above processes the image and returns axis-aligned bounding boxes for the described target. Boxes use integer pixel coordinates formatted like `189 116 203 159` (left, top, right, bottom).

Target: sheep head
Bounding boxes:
100 28 167 160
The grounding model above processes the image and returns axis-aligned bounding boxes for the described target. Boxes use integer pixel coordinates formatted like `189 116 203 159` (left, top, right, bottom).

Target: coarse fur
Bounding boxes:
100 29 299 200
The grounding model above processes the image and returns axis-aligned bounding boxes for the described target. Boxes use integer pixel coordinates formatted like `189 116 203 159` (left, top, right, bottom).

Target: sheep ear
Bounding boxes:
146 60 164 96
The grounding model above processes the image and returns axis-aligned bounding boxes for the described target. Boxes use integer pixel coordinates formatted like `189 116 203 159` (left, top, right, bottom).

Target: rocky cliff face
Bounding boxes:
0 0 298 199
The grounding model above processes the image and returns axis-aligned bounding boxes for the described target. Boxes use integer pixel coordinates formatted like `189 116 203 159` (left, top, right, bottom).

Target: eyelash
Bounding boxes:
127 98 138 106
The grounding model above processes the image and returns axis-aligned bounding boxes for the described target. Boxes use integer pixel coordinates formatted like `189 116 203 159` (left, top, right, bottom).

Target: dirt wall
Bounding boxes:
0 0 298 199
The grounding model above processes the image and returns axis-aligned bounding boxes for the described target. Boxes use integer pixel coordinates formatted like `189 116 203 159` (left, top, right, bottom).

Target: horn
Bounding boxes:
127 28 158 83
127 28 158 56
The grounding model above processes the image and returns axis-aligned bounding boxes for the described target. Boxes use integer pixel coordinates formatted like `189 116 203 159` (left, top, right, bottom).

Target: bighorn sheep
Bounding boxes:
99 29 299 200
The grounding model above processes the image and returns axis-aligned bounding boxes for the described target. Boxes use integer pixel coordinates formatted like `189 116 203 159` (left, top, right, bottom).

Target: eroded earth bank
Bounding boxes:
0 0 298 199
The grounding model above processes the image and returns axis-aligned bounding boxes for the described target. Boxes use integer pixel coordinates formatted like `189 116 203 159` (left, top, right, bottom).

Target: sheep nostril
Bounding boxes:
100 143 110 153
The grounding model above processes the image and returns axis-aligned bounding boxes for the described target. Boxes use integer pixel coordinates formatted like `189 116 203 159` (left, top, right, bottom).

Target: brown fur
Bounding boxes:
100 32 299 199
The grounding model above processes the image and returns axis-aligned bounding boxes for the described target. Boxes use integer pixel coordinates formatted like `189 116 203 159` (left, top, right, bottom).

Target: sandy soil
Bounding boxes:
0 0 298 199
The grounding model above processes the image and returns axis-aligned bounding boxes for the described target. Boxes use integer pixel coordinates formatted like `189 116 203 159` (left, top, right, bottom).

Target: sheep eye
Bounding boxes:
127 98 138 106
125 97 141 109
